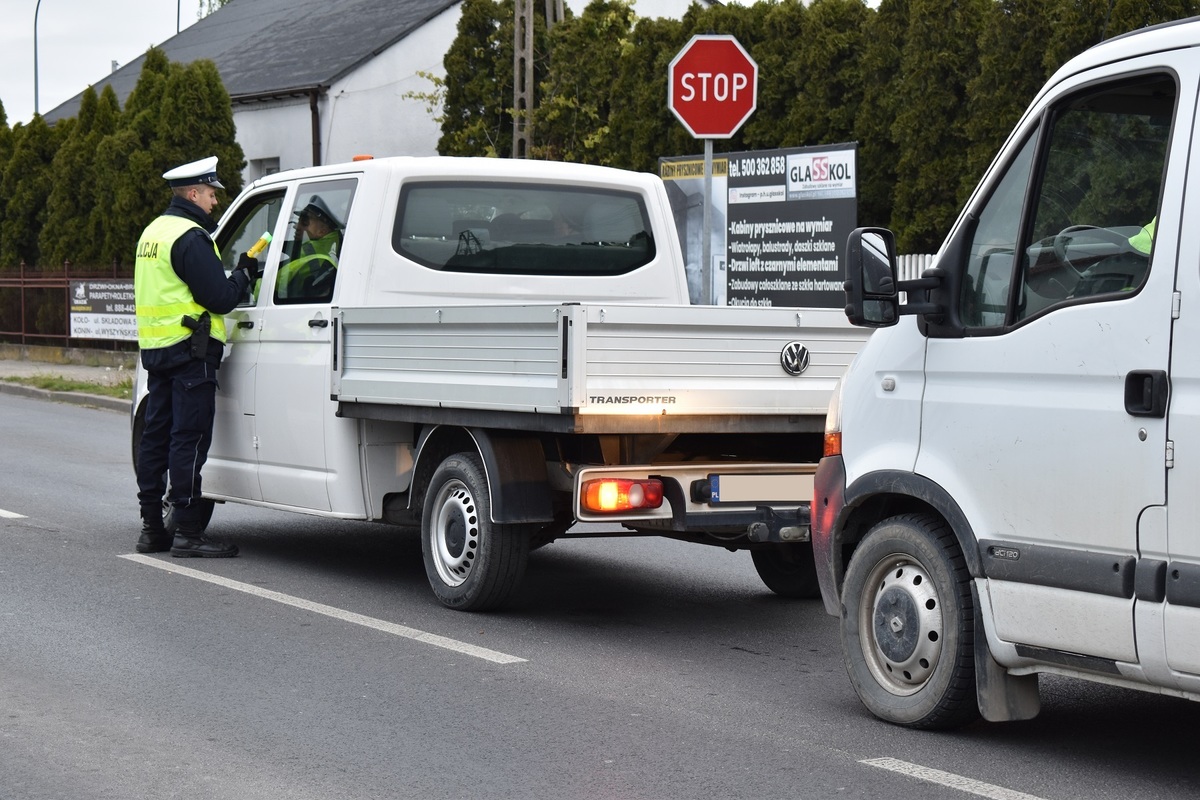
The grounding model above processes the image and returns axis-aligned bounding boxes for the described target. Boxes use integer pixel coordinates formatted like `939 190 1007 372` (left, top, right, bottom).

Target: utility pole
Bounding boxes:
34 0 44 116
512 0 563 159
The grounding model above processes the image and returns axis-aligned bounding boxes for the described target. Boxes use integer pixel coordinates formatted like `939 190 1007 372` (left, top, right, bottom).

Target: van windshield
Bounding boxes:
392 182 656 275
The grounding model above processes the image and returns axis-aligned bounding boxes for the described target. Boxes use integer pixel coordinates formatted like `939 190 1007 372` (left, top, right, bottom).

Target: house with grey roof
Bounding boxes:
45 0 705 183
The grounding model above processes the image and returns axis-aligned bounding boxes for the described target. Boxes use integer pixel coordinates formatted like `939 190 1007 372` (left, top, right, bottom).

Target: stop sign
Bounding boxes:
668 35 758 139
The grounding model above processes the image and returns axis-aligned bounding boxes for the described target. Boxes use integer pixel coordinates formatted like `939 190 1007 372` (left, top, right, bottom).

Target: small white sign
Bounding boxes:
69 280 137 341
787 149 856 199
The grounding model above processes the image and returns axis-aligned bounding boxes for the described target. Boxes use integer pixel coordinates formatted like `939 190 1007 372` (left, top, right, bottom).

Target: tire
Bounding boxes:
839 513 979 729
751 544 821 598
421 452 529 611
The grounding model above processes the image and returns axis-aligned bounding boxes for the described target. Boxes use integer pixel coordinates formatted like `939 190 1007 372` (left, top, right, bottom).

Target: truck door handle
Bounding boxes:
237 320 254 329
1124 369 1168 418
308 318 329 328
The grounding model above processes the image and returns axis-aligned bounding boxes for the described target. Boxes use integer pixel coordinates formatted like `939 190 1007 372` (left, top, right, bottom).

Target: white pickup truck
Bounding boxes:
819 17 1200 727
134 156 868 610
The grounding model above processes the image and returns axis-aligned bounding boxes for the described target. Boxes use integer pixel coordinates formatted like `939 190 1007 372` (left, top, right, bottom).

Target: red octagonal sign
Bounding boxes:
668 35 758 139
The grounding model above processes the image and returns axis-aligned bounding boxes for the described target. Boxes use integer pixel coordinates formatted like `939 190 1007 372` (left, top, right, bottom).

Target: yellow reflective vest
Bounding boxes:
1129 217 1157 255
135 215 227 349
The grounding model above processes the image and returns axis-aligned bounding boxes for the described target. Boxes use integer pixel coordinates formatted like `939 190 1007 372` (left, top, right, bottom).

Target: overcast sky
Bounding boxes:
0 0 199 126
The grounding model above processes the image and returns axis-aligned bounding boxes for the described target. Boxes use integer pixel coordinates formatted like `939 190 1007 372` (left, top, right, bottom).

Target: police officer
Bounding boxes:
134 156 256 558
281 196 342 299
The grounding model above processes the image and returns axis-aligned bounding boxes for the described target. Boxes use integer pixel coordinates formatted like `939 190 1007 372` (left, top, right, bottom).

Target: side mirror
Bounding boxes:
844 227 899 327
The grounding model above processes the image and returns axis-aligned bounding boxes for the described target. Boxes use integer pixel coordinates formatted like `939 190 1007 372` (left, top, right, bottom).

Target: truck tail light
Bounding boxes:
581 478 664 513
823 431 842 457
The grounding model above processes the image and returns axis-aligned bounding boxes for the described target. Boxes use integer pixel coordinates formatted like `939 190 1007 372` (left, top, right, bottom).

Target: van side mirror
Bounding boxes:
845 227 899 327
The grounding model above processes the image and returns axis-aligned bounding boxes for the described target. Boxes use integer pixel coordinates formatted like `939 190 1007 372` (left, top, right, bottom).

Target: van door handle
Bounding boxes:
237 320 254 329
1124 369 1168 418
308 318 329 328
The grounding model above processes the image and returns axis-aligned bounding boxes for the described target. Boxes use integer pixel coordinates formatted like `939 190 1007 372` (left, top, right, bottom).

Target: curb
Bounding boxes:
0 380 132 413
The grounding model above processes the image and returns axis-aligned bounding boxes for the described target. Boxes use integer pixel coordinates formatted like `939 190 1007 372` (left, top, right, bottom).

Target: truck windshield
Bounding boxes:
392 182 656 275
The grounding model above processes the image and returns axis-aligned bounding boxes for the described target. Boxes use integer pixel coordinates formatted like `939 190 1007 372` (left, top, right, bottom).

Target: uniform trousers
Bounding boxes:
135 357 219 527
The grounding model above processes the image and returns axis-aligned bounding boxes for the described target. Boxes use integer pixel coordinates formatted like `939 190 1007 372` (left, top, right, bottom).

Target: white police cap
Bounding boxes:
162 156 224 189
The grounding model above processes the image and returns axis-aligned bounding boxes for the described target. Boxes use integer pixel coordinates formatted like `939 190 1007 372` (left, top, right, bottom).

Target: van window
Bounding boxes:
960 134 1035 327
274 179 357 305
960 74 1175 328
392 182 656 275
216 190 286 307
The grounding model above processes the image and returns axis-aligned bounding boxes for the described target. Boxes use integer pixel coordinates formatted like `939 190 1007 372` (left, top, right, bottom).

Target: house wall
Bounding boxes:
232 0 704 184
233 5 457 181
322 5 459 163
235 98 315 182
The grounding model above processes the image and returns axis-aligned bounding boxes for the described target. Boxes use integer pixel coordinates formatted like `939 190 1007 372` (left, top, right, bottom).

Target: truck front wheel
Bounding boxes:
421 452 529 611
751 544 821 598
839 513 979 729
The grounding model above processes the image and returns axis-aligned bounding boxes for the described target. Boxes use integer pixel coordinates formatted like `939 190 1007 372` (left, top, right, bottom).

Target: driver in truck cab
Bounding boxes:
278 196 343 301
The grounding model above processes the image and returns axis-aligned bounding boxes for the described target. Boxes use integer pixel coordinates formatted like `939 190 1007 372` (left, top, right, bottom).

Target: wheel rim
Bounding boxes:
858 553 944 696
429 478 480 587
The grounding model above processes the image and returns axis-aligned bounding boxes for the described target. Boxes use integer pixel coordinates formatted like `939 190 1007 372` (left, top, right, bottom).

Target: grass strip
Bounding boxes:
3 375 133 400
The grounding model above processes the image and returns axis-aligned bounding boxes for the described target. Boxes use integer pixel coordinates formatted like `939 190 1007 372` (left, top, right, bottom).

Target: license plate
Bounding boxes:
710 473 811 504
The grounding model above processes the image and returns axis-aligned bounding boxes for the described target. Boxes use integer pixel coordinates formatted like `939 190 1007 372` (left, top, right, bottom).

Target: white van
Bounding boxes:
816 17 1200 727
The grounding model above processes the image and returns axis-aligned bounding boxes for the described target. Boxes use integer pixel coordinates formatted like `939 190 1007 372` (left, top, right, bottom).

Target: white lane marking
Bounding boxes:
0 508 28 519
119 554 527 665
861 758 1050 800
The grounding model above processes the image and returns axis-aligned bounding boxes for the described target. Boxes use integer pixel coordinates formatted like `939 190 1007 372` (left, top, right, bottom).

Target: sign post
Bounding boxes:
668 35 758 304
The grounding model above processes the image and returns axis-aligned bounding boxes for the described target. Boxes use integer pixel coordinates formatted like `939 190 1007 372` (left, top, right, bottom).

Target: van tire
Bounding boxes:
751 544 821 598
421 452 529 611
840 513 979 729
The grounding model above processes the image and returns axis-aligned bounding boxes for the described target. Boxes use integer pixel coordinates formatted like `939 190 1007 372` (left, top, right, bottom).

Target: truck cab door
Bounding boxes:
253 178 361 513
917 67 1189 668
1161 76 1200 688
207 188 288 502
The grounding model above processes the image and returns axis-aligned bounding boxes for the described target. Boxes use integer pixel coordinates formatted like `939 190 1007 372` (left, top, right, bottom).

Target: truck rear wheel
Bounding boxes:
421 452 529 611
840 513 979 729
751 544 821 598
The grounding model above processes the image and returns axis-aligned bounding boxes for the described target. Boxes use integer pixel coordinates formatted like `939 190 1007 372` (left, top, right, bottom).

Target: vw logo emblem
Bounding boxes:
780 342 810 375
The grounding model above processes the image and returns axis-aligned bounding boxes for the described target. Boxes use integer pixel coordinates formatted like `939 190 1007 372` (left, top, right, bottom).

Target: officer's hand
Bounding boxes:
236 253 259 283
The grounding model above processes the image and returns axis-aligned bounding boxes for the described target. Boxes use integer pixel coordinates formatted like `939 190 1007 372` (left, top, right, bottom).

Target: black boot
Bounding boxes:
170 521 239 558
135 516 172 554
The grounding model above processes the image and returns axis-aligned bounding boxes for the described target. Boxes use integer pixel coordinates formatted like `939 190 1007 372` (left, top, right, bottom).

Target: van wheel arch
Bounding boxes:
836 471 983 601
411 426 554 526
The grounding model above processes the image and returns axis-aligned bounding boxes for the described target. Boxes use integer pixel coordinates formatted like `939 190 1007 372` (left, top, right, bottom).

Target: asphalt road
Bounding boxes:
3 392 1199 799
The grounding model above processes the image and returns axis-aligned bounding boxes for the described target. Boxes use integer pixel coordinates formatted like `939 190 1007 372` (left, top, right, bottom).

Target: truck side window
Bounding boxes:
392 182 656 276
960 134 1035 328
958 74 1175 329
216 190 286 307
1016 75 1175 322
275 179 358 305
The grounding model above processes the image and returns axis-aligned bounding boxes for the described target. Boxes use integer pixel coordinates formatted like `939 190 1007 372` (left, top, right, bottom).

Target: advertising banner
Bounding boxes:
660 142 857 308
69 280 137 341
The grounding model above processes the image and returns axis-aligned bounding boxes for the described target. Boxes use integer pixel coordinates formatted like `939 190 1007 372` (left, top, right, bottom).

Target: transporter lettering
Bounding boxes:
589 395 677 404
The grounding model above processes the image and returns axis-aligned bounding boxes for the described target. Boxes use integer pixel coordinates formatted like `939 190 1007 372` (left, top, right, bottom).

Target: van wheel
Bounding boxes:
751 544 821 598
421 452 529 611
840 513 979 729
